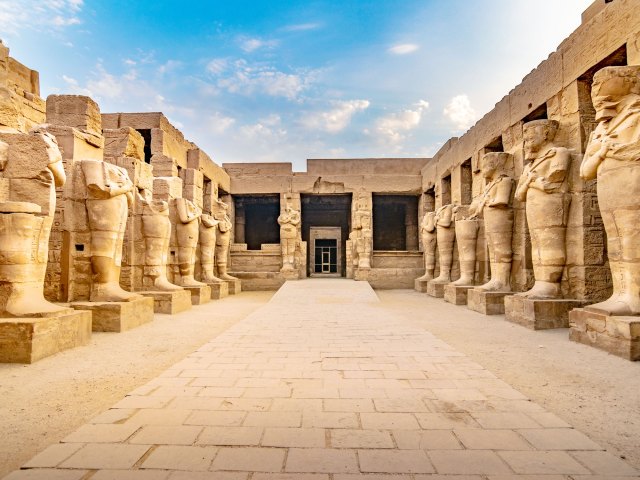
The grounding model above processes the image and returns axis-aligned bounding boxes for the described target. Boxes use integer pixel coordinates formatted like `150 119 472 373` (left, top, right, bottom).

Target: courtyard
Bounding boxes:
2 280 639 479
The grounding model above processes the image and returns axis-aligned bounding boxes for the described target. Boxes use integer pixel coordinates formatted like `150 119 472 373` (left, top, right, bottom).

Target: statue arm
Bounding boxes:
437 204 454 227
489 179 513 207
581 128 607 180
515 167 533 202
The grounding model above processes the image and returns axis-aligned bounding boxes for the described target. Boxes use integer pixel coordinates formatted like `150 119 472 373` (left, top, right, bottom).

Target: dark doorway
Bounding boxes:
301 194 352 277
233 195 280 250
314 239 338 274
373 194 419 250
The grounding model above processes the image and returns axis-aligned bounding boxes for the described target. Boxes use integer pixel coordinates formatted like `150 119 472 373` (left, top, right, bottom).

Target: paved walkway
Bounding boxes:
5 279 639 479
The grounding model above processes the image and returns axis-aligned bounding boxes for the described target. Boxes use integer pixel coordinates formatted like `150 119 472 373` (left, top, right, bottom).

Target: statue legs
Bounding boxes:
520 191 569 299
216 231 238 281
0 212 67 316
451 219 479 286
87 197 141 302
588 161 640 315
281 237 296 271
142 214 181 291
432 225 455 283
477 208 513 292
416 233 437 281
176 219 205 287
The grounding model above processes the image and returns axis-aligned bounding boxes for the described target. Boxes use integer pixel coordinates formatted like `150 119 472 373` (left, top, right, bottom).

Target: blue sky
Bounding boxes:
2 0 593 169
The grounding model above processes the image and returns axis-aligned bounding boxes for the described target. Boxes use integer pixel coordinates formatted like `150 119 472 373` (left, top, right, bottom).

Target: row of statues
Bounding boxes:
418 65 640 319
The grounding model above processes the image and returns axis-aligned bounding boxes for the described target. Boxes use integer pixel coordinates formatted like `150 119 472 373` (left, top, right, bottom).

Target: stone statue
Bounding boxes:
469 152 514 292
278 198 301 272
199 213 222 283
430 204 455 284
140 194 182 291
352 192 372 269
81 159 142 302
415 211 437 281
515 119 571 299
175 197 206 287
0 130 68 316
214 199 238 281
580 65 640 315
450 205 480 286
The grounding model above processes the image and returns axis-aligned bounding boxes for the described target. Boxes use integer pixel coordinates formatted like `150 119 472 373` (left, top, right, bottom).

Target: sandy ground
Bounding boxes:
0 291 273 478
1 287 639 476
377 289 640 470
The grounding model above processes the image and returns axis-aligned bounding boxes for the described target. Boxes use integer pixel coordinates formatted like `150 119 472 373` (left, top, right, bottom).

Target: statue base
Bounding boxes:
207 282 229 300
414 278 430 293
467 289 512 315
71 297 154 332
183 285 212 305
426 280 448 298
0 310 92 364
281 269 301 281
569 308 640 361
225 279 242 295
354 268 371 281
140 290 192 315
505 295 586 330
444 285 474 305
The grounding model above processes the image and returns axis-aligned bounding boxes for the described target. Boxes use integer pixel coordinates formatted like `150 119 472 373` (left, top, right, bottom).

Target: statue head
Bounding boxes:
523 119 559 161
480 152 510 181
592 66 640 121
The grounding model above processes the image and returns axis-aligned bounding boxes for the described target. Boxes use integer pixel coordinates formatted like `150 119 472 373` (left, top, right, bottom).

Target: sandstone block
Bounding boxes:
139 289 192 314
46 95 101 134
505 295 587 330
444 284 473 305
70 296 154 332
569 308 640 361
183 285 211 305
427 280 447 298
207 281 229 299
467 289 512 315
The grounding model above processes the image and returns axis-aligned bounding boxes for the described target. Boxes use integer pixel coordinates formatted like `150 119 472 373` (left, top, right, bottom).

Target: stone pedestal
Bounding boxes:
444 285 474 305
207 282 229 300
505 295 586 330
354 268 371 282
225 279 242 295
569 308 640 361
0 310 92 364
184 285 212 305
140 290 192 315
71 297 154 332
414 278 430 293
281 269 300 281
467 289 512 315
426 280 447 298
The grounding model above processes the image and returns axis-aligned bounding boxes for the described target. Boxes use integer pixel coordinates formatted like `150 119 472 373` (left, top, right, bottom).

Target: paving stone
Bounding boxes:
323 399 375 412
517 428 603 450
244 411 302 427
129 425 203 445
454 429 533 450
358 449 434 473
498 451 591 475
330 429 394 448
569 450 639 475
262 427 326 447
168 471 248 479
141 445 218 471
360 412 419 429
303 411 359 428
428 450 513 475
285 448 359 473
185 411 247 426
197 426 263 446
60 444 150 469
3 470 89 480
22 443 85 468
91 470 171 480
62 423 140 443
211 447 285 472
393 429 462 450
415 412 480 429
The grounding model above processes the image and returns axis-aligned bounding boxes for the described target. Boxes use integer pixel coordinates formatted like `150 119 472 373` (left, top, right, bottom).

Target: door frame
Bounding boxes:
309 227 342 278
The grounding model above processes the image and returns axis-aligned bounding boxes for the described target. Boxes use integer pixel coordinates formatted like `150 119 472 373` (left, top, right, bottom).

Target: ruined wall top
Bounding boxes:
47 95 102 135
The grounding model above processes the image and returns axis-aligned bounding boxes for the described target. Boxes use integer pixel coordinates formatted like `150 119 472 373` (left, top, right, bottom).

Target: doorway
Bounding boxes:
310 227 341 277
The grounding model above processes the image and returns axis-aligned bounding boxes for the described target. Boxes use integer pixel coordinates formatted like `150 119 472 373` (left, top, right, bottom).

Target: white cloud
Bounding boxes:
239 37 278 53
214 59 314 101
206 58 228 75
282 23 322 32
0 0 84 34
302 100 370 133
443 94 477 130
208 112 236 134
388 43 419 55
374 99 430 144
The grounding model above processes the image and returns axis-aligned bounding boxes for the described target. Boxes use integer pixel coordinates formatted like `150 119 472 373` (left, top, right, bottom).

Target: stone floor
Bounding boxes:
5 279 639 479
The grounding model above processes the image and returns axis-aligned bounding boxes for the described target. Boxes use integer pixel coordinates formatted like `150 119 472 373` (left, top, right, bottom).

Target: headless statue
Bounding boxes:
175 197 206 287
214 199 238 281
416 211 437 281
451 205 480 287
431 204 455 283
199 213 222 283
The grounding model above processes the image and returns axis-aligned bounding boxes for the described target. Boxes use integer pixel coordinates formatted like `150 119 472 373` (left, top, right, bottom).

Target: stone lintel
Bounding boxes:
444 284 474 305
569 308 640 361
505 295 587 330
139 290 192 315
0 310 92 363
71 297 154 332
467 289 512 315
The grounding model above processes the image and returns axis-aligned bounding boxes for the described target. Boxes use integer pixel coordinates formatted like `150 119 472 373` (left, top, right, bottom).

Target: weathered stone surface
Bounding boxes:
467 289 512 316
183 285 211 305
207 281 229 300
569 308 640 361
505 295 587 330
0 310 91 363
71 296 154 332
139 289 192 315
444 284 473 305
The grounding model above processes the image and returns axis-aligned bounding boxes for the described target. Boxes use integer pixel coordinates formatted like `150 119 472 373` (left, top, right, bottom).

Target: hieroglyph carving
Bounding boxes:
515 119 571 299
0 130 67 316
580 65 640 315
416 211 437 281
469 152 514 292
278 198 301 272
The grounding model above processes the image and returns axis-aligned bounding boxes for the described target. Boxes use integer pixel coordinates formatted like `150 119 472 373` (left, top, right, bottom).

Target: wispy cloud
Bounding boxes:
208 112 236 134
443 94 477 131
282 23 322 32
301 100 370 133
238 36 278 53
388 43 419 55
374 100 430 144
0 0 84 35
